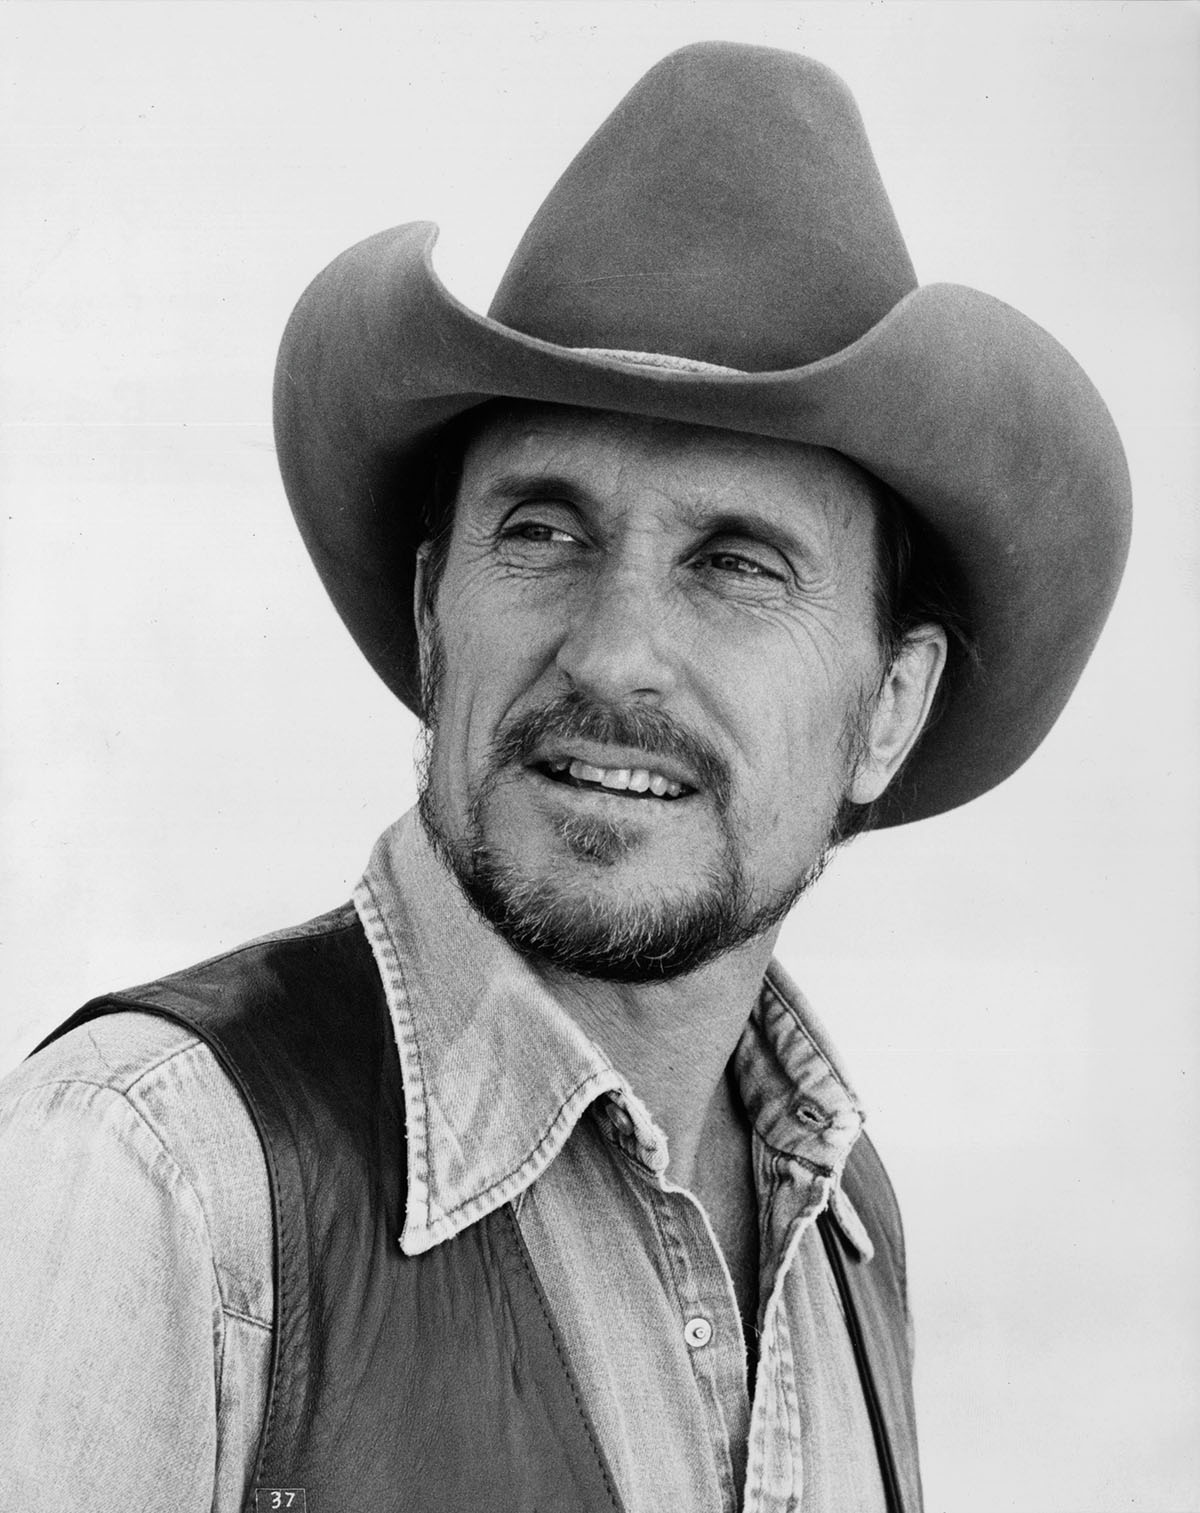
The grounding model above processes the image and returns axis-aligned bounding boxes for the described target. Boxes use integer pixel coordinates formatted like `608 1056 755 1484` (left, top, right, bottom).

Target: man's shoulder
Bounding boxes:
6 898 394 1274
1 1006 275 1331
0 909 369 1336
6 1006 205 1104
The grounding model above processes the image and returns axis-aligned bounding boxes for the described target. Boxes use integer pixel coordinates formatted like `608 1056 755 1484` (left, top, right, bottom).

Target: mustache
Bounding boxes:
490 691 733 812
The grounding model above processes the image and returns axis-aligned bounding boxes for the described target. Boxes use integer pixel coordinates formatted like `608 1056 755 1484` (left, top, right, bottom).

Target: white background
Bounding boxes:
1 3 1197 1509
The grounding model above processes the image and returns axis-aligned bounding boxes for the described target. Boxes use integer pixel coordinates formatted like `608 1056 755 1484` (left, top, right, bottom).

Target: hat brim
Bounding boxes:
274 222 1131 827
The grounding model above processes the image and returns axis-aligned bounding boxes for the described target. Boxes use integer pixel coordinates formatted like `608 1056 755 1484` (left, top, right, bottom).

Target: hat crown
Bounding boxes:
489 42 918 371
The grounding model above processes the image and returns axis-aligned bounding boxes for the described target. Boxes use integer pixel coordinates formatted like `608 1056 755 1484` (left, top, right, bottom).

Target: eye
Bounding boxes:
492 506 588 570
705 550 771 576
500 520 579 546
695 542 788 584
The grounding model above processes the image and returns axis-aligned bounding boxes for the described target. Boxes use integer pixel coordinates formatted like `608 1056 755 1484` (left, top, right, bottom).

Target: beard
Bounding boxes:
416 638 863 984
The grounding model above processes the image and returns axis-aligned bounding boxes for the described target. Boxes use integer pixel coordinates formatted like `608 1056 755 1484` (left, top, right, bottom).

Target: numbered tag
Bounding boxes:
255 1492 307 1511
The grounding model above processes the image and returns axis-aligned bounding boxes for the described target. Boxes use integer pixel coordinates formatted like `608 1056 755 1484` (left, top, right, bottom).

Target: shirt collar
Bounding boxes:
354 808 871 1259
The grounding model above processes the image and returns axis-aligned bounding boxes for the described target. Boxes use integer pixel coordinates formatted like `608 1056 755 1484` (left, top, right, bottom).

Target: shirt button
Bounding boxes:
608 1103 634 1137
683 1316 713 1349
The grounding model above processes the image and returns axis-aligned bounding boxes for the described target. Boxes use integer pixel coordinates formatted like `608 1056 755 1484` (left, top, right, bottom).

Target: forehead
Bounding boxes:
458 401 882 549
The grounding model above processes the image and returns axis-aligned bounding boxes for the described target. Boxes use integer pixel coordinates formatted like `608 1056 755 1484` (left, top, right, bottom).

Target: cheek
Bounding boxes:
429 579 558 775
723 661 864 840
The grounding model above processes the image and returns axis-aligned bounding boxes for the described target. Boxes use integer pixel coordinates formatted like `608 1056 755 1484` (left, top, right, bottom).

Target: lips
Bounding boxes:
493 694 726 809
540 755 688 799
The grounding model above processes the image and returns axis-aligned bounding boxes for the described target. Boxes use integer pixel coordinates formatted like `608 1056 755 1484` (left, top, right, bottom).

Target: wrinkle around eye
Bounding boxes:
688 525 801 585
490 520 590 581
691 565 854 663
688 551 795 608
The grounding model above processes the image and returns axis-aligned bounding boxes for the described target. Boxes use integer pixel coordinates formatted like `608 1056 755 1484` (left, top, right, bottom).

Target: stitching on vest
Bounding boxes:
236 929 369 1492
501 1206 623 1513
239 1061 292 1495
817 1212 907 1513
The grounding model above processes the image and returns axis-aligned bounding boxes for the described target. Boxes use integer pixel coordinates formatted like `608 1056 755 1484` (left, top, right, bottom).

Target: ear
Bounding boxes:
849 625 948 804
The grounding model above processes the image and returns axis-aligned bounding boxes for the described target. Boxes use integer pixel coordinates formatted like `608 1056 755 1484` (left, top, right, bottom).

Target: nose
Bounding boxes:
555 563 678 703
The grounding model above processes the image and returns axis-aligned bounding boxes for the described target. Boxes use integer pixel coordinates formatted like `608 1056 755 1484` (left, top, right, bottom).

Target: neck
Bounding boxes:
532 929 780 1185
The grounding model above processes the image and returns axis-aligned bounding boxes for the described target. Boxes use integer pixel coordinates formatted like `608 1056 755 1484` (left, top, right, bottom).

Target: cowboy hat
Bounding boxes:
273 41 1131 827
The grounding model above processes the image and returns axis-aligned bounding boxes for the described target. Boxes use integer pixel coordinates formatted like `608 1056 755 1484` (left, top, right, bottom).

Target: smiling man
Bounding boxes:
417 404 946 983
0 41 1129 1513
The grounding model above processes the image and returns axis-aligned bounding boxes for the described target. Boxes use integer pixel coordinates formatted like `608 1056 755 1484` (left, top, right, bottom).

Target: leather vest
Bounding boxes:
44 904 923 1513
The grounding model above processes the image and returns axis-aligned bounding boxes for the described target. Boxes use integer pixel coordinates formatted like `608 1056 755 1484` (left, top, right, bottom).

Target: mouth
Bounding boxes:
533 754 693 801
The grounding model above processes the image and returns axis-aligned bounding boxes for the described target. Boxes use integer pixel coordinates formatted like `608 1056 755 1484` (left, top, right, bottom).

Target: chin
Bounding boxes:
424 793 821 986
460 860 745 982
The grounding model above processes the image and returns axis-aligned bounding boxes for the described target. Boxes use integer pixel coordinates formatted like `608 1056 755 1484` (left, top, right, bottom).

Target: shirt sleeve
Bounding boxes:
0 1075 222 1511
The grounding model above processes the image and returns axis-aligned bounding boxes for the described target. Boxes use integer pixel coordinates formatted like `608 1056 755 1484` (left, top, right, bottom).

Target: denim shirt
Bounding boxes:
0 810 890 1512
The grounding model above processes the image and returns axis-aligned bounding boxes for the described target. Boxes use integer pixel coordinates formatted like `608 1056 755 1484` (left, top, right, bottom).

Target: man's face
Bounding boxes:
417 403 899 981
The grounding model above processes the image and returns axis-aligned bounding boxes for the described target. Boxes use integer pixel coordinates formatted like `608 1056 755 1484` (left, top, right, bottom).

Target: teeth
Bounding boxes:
564 758 685 798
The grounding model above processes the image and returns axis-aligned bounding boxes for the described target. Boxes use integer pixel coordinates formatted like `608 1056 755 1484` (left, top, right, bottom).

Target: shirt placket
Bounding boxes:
650 1177 754 1510
604 1103 752 1513
743 1145 835 1513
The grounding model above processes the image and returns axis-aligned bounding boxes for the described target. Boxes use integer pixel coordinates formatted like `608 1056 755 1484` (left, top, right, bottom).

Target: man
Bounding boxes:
0 40 1129 1513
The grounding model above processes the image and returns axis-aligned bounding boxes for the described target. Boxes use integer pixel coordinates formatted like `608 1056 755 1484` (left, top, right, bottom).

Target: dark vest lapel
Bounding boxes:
43 907 625 1513
825 1137 925 1513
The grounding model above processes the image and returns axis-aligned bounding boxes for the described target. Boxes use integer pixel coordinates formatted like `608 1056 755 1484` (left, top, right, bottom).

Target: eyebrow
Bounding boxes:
477 471 595 509
692 507 823 564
